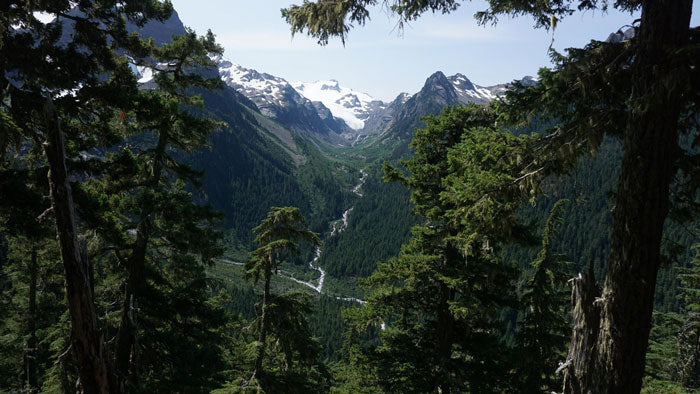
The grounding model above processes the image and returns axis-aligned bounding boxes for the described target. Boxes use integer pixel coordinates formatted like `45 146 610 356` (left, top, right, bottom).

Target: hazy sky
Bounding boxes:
170 0 699 101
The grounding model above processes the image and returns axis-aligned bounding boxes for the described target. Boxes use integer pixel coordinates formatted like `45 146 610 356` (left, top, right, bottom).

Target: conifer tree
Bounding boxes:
515 199 572 392
244 206 321 385
342 106 527 392
2 2 172 391
1 2 234 391
107 28 226 390
0 142 73 392
644 243 700 392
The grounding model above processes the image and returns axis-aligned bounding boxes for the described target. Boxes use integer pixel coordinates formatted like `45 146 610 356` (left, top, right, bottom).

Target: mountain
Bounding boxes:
211 56 353 144
368 71 537 144
291 80 387 132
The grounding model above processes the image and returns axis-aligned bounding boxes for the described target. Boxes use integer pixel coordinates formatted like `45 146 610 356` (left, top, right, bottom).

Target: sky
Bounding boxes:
170 0 700 101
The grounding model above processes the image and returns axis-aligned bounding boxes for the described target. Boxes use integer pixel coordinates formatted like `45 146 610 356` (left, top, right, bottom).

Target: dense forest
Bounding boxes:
1 0 699 393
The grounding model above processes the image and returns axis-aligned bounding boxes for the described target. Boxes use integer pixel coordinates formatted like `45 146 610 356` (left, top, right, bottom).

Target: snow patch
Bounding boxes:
210 54 289 107
292 80 376 130
137 66 153 83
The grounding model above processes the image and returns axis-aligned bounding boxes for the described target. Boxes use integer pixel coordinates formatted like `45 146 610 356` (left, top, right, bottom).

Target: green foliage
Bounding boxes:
320 164 415 279
341 105 530 393
237 207 327 392
263 292 325 371
515 199 572 392
1 2 235 391
0 237 69 393
645 243 700 392
282 0 641 46
246 206 321 283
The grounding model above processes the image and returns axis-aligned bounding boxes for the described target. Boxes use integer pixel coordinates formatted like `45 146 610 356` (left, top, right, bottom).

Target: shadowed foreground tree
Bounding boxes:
283 0 699 392
2 1 233 392
341 106 526 393
2 1 172 391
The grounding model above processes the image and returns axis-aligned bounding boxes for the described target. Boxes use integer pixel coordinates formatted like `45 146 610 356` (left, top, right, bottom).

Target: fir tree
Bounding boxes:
2 2 232 392
244 206 321 386
107 28 226 391
644 243 700 392
515 199 572 392
2 1 172 391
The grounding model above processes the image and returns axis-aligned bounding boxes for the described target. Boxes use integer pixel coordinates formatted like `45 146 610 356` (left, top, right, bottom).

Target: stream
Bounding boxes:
218 169 369 304
287 168 368 304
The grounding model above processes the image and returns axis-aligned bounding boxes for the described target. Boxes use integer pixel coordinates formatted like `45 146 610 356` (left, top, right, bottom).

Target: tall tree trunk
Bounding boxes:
25 245 38 393
42 99 115 394
564 1 693 392
115 131 168 387
252 262 272 381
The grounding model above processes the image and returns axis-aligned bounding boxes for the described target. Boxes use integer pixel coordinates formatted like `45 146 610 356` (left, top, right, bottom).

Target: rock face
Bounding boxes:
212 55 352 143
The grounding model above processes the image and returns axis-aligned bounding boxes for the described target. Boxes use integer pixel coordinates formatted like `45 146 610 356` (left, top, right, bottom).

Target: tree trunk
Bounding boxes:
115 131 168 387
564 1 693 392
562 267 601 393
42 98 115 394
25 246 38 393
252 262 272 381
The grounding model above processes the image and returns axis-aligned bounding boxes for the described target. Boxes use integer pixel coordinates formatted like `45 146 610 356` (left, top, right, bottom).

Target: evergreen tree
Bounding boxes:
244 206 321 387
342 106 526 392
283 1 699 391
644 243 700 392
515 199 572 392
106 28 226 391
2 2 232 392
0 141 75 392
644 311 686 392
2 1 172 391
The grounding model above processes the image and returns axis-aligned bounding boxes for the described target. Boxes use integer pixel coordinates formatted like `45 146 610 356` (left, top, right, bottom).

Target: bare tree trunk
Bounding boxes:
564 1 693 392
42 99 115 394
562 267 601 393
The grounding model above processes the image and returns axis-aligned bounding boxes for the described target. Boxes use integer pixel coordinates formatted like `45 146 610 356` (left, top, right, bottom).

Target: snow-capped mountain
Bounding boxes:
213 55 292 119
210 54 352 142
291 80 386 131
371 71 538 141
447 73 497 105
204 53 535 146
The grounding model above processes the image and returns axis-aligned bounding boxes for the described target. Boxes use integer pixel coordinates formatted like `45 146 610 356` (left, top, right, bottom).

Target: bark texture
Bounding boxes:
43 99 115 394
563 268 601 393
564 1 693 392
